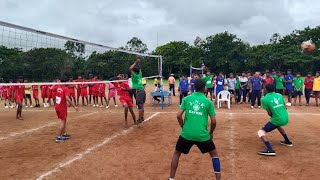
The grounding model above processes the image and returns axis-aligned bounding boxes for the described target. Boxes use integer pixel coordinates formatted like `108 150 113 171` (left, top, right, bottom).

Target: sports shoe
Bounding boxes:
25 106 28 108
258 150 276 156
10 105 14 108
115 105 118 107
92 104 96 107
4 106 9 109
30 105 33 108
280 141 293 147
286 103 292 107
62 133 71 139
258 106 261 109
106 105 109 109
251 106 254 109
55 136 65 143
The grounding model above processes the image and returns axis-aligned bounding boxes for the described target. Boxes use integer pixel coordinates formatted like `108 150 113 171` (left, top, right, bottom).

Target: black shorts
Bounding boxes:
262 122 279 132
275 89 283 94
175 136 215 154
228 90 234 95
294 91 303 96
136 89 146 105
313 91 320 95
207 88 214 93
286 89 293 95
25 94 31 99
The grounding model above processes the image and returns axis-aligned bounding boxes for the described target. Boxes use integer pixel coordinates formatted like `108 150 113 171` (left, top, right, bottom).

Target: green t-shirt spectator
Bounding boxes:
262 92 289 126
132 71 144 90
293 77 303 92
236 78 240 90
274 76 284 90
202 75 213 88
180 92 216 142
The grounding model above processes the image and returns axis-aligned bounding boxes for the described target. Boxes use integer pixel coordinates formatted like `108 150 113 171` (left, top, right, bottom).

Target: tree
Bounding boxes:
125 37 148 53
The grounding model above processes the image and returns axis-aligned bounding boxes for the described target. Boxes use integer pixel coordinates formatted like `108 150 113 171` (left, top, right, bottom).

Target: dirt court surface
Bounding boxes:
0 89 320 180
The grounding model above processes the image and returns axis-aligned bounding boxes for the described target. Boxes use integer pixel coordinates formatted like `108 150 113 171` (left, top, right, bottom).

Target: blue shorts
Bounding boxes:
262 122 278 132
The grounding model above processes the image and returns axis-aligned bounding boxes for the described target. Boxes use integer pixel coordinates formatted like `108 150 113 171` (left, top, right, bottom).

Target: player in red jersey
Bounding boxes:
14 77 25 120
7 80 14 108
55 76 79 142
32 81 40 108
40 84 48 107
67 77 77 104
77 76 89 106
76 76 82 105
1 81 10 108
47 81 53 106
97 77 108 107
92 75 99 107
88 74 94 105
113 75 137 127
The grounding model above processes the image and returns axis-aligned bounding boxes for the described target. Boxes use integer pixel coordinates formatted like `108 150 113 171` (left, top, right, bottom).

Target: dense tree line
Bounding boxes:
0 26 320 82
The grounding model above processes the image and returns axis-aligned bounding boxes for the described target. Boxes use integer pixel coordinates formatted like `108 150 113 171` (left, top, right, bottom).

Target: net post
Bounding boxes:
159 55 164 110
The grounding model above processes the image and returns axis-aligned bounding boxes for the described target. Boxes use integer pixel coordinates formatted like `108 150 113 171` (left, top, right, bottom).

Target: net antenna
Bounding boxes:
0 20 163 86
190 63 205 77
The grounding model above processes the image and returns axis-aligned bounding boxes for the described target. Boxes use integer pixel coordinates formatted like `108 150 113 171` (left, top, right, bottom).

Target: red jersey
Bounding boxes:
55 85 70 111
68 83 76 91
92 79 99 92
98 82 106 93
41 85 48 91
8 86 14 95
77 79 87 89
14 85 25 97
114 81 130 97
265 77 274 84
304 77 314 89
32 85 39 91
88 79 94 90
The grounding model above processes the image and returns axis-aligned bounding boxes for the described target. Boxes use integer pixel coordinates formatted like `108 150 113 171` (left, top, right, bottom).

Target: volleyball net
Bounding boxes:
0 21 162 86
189 64 205 77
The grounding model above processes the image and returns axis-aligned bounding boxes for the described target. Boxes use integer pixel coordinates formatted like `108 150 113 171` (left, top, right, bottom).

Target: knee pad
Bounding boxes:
258 130 266 138
137 105 142 110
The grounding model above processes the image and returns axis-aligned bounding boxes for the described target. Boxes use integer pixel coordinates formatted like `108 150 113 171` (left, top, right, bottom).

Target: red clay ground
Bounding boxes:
0 89 319 179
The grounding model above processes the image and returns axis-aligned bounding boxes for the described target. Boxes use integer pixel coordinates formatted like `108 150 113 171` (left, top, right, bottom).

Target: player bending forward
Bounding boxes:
113 75 137 127
169 79 221 180
55 76 79 143
257 84 293 156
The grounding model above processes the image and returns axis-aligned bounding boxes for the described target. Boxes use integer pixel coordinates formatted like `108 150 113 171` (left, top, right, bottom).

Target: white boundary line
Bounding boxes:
36 112 160 180
0 112 98 141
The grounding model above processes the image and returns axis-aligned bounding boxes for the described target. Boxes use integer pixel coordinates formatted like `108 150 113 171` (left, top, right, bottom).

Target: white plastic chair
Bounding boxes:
217 90 231 109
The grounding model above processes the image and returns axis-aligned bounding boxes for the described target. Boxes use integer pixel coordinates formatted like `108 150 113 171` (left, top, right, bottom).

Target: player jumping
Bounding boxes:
129 59 146 123
169 79 221 180
257 83 293 156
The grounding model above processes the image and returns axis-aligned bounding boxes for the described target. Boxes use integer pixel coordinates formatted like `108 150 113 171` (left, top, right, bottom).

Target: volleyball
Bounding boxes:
301 41 316 53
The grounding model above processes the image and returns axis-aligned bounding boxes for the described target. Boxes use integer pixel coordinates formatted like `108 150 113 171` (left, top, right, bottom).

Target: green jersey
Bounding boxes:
236 78 240 90
293 77 303 91
180 92 216 142
262 92 289 126
132 71 144 90
274 76 284 90
202 75 213 88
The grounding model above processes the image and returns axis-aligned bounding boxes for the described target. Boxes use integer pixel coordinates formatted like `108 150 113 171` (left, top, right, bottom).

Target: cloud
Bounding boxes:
0 0 319 51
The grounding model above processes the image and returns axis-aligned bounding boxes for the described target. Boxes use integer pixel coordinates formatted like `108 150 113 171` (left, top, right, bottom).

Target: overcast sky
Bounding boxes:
1 0 320 51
